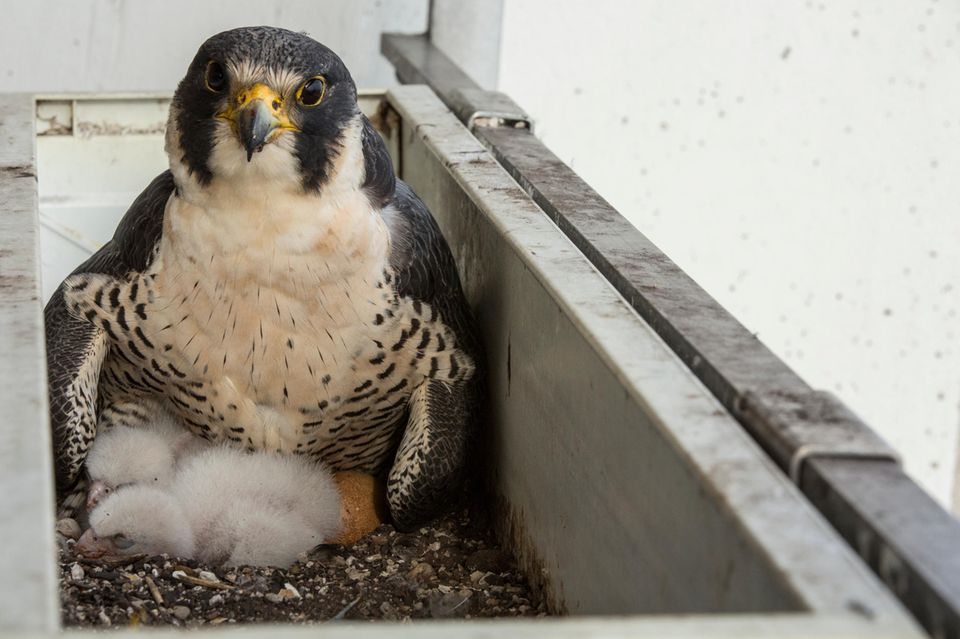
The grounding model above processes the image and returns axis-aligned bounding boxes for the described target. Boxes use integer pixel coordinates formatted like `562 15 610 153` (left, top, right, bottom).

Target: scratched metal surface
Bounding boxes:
381 33 960 637
0 93 59 633
390 85 917 633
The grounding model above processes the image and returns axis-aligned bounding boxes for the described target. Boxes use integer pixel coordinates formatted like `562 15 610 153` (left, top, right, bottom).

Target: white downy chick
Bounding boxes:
77 446 342 568
75 485 196 559
172 447 343 567
85 409 206 510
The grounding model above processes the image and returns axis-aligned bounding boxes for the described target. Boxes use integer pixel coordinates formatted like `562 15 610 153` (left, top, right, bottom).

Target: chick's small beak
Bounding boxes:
86 480 109 512
75 528 115 559
219 83 294 162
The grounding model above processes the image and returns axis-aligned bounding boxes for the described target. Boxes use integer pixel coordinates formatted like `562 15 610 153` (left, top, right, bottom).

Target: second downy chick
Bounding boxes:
84 406 206 510
76 445 343 567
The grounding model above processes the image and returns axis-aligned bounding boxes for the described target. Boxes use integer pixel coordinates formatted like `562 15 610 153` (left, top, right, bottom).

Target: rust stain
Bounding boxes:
0 164 36 180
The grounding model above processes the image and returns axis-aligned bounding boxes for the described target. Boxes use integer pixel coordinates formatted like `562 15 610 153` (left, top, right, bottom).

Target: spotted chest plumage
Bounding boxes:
65 259 473 474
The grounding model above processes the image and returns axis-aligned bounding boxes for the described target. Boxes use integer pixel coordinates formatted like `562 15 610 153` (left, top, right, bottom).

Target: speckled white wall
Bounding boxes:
496 0 960 509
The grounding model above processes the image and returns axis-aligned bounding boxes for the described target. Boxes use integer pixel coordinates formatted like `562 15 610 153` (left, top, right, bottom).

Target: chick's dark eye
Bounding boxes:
205 61 226 93
298 77 326 106
112 533 135 550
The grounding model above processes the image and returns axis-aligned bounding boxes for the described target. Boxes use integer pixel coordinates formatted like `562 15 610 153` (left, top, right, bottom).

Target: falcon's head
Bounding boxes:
166 26 388 200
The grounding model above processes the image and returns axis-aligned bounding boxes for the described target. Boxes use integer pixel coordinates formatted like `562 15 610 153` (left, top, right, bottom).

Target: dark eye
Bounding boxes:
112 533 135 550
205 61 227 93
298 76 326 106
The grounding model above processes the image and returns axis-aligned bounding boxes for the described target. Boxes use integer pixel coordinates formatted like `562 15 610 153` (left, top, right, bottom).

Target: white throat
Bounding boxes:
160 116 390 295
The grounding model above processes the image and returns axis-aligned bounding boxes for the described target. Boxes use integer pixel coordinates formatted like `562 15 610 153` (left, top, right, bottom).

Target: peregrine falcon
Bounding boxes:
44 26 483 530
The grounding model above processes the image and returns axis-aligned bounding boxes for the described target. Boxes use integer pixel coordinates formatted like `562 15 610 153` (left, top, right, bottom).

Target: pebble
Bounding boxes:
407 562 435 581
57 518 82 540
60 509 546 626
70 563 84 582
345 567 369 581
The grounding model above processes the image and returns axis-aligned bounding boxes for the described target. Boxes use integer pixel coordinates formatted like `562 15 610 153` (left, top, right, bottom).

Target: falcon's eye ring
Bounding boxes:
297 76 326 107
205 61 227 93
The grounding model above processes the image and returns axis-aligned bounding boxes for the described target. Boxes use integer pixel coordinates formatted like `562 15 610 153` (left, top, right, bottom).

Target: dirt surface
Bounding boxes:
59 507 548 627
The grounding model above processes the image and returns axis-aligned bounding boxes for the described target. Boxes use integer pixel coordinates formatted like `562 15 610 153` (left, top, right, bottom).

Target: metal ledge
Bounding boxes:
0 94 59 633
389 84 917 629
383 34 531 130
380 32 960 637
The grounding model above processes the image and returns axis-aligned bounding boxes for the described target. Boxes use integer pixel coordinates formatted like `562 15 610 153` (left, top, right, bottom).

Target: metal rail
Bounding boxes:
0 94 60 633
381 32 960 638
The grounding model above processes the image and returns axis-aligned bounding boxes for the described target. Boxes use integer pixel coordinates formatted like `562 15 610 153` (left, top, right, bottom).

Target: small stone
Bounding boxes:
365 554 382 562
407 562 434 581
345 568 369 581
172 605 191 620
281 583 301 599
208 594 224 606
70 563 84 582
264 593 283 604
469 570 486 584
57 518 82 540
198 570 219 582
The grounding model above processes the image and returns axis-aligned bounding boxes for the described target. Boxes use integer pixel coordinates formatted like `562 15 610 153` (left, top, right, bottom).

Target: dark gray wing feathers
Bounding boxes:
45 171 175 496
360 115 396 211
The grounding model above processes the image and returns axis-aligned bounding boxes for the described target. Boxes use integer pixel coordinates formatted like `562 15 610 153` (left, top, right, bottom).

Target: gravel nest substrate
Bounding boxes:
59 507 548 626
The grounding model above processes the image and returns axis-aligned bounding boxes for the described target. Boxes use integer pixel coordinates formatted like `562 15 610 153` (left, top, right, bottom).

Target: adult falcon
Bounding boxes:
45 26 483 531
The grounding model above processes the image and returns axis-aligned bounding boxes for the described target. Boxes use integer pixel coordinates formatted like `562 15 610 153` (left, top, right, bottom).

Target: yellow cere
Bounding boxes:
217 83 300 133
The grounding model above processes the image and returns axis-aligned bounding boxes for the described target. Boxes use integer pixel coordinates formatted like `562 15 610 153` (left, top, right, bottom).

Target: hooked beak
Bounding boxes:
86 480 110 512
218 83 297 162
75 528 114 559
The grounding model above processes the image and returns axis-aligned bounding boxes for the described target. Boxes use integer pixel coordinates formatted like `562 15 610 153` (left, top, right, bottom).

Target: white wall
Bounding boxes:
496 0 960 510
431 0 504 88
0 0 427 92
